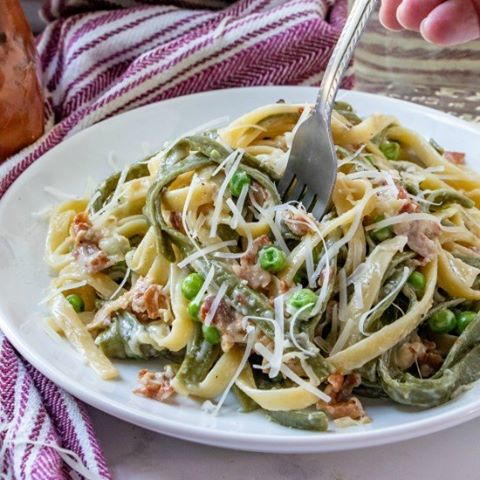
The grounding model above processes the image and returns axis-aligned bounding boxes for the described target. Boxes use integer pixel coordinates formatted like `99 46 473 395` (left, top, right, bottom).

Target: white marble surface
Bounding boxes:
88 406 480 480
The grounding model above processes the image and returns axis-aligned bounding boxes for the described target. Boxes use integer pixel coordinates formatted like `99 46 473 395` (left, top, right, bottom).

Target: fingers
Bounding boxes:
420 0 480 45
379 0 403 31
396 0 444 31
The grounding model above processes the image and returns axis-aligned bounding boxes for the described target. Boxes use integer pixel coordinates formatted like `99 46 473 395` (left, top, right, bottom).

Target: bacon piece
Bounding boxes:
321 397 366 420
169 211 185 233
71 212 112 274
394 334 443 378
88 276 169 330
283 210 314 236
393 219 440 262
444 151 465 165
317 372 366 420
131 277 168 321
134 366 175 402
250 182 269 207
325 372 361 402
73 244 111 274
232 234 272 290
201 295 245 351
88 292 131 331
278 279 290 294
397 184 421 214
71 212 95 241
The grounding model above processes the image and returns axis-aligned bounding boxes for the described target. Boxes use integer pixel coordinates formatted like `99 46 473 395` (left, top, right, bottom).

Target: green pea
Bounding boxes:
408 271 426 294
188 301 201 321
66 294 85 313
229 170 251 197
259 246 287 273
289 289 317 309
380 141 400 160
428 309 456 333
456 311 477 334
371 215 393 242
181 273 204 300
202 324 221 345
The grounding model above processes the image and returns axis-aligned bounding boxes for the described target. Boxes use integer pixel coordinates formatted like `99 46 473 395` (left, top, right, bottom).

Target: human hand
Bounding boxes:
379 0 480 45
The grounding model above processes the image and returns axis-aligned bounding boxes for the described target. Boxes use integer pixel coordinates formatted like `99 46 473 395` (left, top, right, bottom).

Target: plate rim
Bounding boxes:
2 85 480 453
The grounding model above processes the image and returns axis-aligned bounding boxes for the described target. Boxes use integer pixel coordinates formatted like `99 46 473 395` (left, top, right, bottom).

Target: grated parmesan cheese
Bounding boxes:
337 268 347 329
312 186 390 283
192 265 215 305
204 281 229 326
211 325 256 415
178 240 236 268
209 150 243 238
109 267 131 300
270 295 285 378
288 303 317 356
243 314 284 378
230 184 249 229
181 173 205 259
365 212 441 231
250 197 290 253
212 198 253 260
254 342 331 403
358 267 410 336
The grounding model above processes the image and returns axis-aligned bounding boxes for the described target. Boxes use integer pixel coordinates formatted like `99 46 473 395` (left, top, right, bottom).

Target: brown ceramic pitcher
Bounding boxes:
0 0 44 161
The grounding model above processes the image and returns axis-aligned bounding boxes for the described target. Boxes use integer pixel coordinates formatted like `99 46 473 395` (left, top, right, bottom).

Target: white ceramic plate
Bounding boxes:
1 87 480 453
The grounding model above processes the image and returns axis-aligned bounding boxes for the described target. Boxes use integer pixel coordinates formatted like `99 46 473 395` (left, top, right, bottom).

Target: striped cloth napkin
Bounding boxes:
0 0 349 477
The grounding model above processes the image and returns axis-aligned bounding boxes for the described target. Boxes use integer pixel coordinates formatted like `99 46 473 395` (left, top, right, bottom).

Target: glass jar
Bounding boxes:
0 0 44 161
353 5 480 123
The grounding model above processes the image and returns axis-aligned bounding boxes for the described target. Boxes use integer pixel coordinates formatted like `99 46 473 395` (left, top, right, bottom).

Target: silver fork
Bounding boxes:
277 0 377 219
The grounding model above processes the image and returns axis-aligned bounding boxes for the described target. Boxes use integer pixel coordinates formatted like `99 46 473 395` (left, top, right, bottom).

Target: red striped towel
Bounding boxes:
0 0 349 477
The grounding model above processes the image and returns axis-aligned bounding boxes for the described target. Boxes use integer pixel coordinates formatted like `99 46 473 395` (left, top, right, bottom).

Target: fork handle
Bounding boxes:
316 0 378 118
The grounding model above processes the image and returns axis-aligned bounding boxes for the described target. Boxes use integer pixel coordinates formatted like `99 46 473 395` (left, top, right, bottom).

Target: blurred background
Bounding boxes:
21 0 45 33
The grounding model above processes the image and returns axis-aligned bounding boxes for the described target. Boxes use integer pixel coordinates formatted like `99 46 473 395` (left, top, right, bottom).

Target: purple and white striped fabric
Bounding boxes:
0 334 111 480
0 0 349 477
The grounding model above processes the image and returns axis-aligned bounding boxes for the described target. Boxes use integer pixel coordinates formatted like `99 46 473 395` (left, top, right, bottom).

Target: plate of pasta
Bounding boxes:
2 86 480 452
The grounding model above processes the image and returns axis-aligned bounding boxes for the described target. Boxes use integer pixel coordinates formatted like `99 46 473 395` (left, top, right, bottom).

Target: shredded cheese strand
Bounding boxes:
231 184 249 229
255 343 331 403
243 315 284 378
250 197 290 253
193 265 215 305
178 240 237 268
211 326 256 415
213 198 253 260
358 267 410 336
271 295 285 378
109 267 131 300
204 281 229 326
365 212 441 231
182 172 201 251
288 303 317 356
312 186 389 283
209 150 243 238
